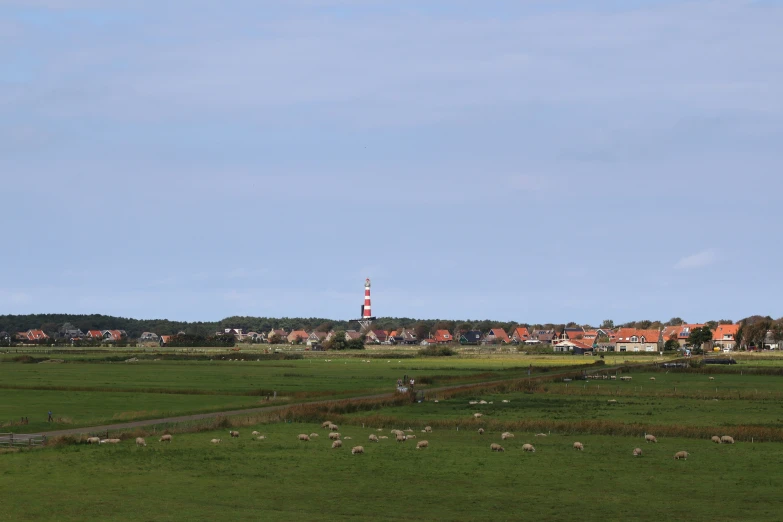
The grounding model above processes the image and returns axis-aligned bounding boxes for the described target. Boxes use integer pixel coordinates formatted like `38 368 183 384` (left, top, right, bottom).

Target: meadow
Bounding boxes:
2 421 782 521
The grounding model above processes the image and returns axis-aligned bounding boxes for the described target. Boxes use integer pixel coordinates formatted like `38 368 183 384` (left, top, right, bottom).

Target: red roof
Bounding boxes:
288 330 309 341
487 328 510 342
27 329 49 340
662 324 706 340
555 339 594 350
713 324 739 341
434 330 452 342
614 328 661 343
511 327 530 340
87 330 103 338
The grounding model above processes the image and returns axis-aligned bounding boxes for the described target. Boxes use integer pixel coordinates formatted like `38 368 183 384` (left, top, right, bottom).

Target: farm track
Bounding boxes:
13 364 624 441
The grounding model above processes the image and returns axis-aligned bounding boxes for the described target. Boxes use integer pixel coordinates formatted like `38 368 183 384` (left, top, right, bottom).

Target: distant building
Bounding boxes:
613 328 661 352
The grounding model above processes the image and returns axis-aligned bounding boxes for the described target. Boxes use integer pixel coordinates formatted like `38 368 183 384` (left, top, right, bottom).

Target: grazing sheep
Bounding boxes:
351 446 365 454
252 431 260 436
434 400 439 403
711 436 722 444
478 428 485 435
607 399 617 404
376 428 383 432
649 377 656 381
502 399 510 403
135 437 146 447
329 424 339 431
535 433 547 437
417 440 429 449
210 438 222 444
229 431 240 438
86 437 100 444
407 435 416 439
396 434 407 443
674 451 689 460
490 443 505 452
379 436 389 439
573 442 584 451
321 421 332 428
469 401 478 405
709 376 715 381
369 434 379 442
479 400 488 405
405 428 413 433
645 434 657 443
424 426 432 433
104 438 122 444
329 432 341 440
721 436 735 444
257 436 265 440
298 434 310 442
473 413 483 419
309 433 319 438
421 430 427 433
501 432 514 440
343 436 352 440
522 444 536 453
332 440 342 448
633 447 642 457
159 434 172 443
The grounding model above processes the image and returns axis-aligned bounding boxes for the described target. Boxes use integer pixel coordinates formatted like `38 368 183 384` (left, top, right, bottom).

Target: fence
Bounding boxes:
0 433 47 448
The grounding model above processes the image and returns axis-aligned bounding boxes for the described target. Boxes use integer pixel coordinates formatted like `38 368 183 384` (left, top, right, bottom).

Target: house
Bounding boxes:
0 331 11 344
564 327 586 341
531 330 556 344
345 331 363 341
553 339 594 354
661 324 706 347
246 331 267 343
420 338 438 346
15 329 49 343
86 330 103 340
268 329 287 342
397 328 418 345
222 328 247 340
509 327 530 343
287 330 309 344
62 328 84 340
482 328 510 344
459 331 483 345
139 332 159 342
365 330 388 344
307 331 327 346
712 324 739 351
102 330 125 342
433 330 453 344
580 330 599 344
160 335 174 347
613 328 661 352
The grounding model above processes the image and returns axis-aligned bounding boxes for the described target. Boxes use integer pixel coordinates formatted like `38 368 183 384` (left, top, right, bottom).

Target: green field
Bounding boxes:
2 422 783 521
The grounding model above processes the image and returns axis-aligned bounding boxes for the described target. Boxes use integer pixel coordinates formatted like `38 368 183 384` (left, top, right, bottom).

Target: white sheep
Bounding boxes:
522 444 535 453
502 400 510 403
396 434 407 443
86 437 100 444
298 434 310 442
424 426 432 433
252 431 260 436
369 434 379 442
633 447 642 457
343 436 352 440
501 432 514 440
159 434 172 443
100 438 121 444
378 436 388 439
229 431 239 438
257 436 265 440
332 440 342 448
416 440 429 449
573 442 584 451
535 433 547 437
135 437 146 447
309 433 319 438
479 400 488 405
607 400 617 404
469 401 478 405
711 436 722 444
721 436 735 444
210 438 222 444
473 413 483 419
649 377 656 382
478 428 485 435
644 434 657 443
490 443 505 452
329 432 341 440
407 435 416 439
351 446 365 454
329 424 339 431
321 421 332 428
709 376 715 381
674 451 689 460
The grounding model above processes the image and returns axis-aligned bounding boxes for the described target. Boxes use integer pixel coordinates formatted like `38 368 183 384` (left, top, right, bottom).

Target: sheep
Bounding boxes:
644 434 657 443
709 376 715 381
573 442 584 451
159 434 172 443
721 436 735 444
434 400 439 403
343 436 352 440
479 400 488 405
711 436 722 444
607 400 617 404
252 431 260 436
369 434 379 442
396 434 407 443
351 446 365 454
298 434 311 442
421 430 427 433
649 377 656 381
424 426 432 433
501 432 514 440
329 424 339 431
376 428 383 432
407 435 416 439
100 438 121 444
405 428 413 433
321 421 332 428
309 433 319 438
229 430 240 438
86 437 101 444
469 401 478 405
633 447 642 457
490 443 505 452
416 440 429 449
674 451 689 460
535 433 547 437
257 436 265 440
329 432 341 440
391 429 404 436
210 438 222 444
378 436 389 439
478 428 485 435
502 399 510 403
135 437 147 447
473 413 483 419
332 440 342 448
522 444 535 453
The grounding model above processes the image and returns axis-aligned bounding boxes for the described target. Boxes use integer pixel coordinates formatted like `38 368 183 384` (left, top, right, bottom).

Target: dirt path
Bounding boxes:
12 364 623 441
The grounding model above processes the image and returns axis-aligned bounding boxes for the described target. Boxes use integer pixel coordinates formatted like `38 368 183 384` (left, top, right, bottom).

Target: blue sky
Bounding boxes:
1 0 781 324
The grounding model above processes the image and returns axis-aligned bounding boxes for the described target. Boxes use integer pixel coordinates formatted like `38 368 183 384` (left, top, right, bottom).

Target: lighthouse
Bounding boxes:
355 278 376 333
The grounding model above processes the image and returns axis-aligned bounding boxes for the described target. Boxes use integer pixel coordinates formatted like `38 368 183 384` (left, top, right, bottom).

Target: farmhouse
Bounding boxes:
15 330 49 343
365 330 388 344
553 339 594 354
613 328 661 352
287 330 309 344
307 331 327 346
661 324 706 348
712 324 739 351
433 330 453 344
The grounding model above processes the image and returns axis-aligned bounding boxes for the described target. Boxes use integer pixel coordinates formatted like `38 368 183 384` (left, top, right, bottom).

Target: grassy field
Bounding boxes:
2 421 782 521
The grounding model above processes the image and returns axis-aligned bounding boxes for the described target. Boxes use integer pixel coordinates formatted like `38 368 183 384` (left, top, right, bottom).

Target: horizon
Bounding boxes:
3 1 781 324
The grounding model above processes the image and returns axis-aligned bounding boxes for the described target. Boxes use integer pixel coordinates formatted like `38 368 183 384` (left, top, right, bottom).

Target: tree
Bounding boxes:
268 333 282 345
414 322 430 341
324 331 347 351
686 326 713 353
346 335 365 350
665 317 685 326
600 319 614 329
664 338 680 352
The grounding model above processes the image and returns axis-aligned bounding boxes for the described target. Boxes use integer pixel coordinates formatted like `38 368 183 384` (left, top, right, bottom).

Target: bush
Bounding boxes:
418 346 455 357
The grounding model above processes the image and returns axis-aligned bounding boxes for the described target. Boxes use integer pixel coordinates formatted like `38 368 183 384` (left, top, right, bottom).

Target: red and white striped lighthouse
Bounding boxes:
362 278 372 318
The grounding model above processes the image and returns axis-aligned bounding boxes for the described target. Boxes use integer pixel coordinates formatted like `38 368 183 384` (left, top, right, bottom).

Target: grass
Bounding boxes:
2 421 783 521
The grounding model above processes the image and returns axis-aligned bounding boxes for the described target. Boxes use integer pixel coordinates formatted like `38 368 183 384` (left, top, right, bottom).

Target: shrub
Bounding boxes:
418 346 456 357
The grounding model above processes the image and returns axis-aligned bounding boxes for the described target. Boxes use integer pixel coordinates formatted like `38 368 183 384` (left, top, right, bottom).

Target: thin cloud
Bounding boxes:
675 250 717 270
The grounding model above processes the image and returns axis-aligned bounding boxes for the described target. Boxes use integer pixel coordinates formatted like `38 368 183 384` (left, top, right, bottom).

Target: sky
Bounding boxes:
1 0 781 325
